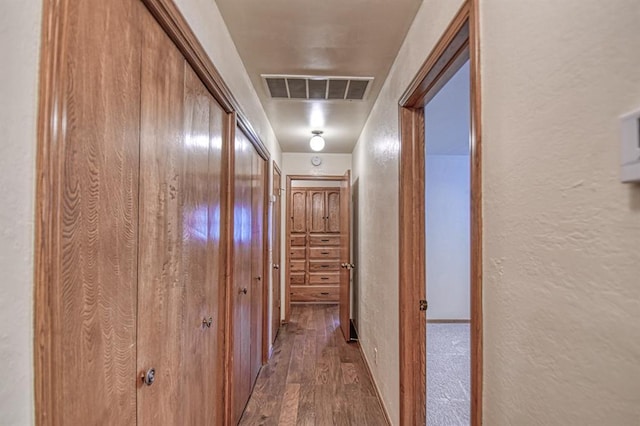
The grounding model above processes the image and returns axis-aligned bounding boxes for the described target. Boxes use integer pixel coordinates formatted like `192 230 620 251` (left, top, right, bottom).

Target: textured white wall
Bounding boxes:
351 0 466 422
426 155 470 320
481 0 640 423
0 1 41 425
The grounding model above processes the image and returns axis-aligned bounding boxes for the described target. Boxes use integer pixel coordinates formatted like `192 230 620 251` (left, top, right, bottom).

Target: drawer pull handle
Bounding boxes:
321 265 329 268
321 239 330 242
321 292 330 295
321 252 329 255
321 277 329 280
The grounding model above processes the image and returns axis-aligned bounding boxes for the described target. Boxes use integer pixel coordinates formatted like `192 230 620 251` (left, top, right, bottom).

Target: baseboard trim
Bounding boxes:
427 319 471 324
357 342 392 426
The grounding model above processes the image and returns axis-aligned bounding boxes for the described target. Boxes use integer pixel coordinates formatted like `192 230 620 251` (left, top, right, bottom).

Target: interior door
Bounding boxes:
137 11 225 423
272 164 282 342
250 148 265 383
231 127 253 425
339 171 352 341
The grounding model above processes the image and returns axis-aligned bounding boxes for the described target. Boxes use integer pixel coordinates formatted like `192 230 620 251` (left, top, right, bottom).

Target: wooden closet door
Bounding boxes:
309 189 327 232
250 149 265 383
326 190 341 233
291 189 307 233
231 128 254 425
137 10 225 424
50 0 142 424
272 164 282 341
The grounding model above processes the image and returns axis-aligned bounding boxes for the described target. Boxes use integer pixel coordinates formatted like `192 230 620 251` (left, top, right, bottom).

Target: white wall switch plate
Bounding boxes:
620 108 640 183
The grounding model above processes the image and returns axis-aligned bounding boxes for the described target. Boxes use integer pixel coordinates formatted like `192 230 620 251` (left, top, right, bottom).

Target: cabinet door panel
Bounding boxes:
291 190 307 233
309 190 326 233
326 190 341 233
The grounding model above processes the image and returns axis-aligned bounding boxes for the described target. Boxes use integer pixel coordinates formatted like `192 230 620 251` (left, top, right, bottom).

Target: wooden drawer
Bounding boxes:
309 234 340 246
290 247 306 260
290 273 305 285
290 285 339 302
290 235 306 246
309 260 340 272
309 247 340 259
309 273 340 284
290 261 305 272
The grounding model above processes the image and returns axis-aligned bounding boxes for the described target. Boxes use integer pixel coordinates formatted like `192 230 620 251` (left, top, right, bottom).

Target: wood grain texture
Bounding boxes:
141 0 270 161
272 162 283 344
308 190 326 233
339 171 351 342
397 1 483 424
326 190 341 233
291 190 308 233
239 305 388 426
36 0 142 424
469 1 484 424
137 12 190 423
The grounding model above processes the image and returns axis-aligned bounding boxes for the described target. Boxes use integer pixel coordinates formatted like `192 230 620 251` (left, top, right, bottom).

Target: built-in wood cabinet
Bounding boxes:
288 188 343 303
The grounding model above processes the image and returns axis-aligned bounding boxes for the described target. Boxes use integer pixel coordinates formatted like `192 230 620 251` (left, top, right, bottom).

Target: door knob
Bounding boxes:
239 287 248 294
273 264 280 269
256 276 262 281
142 368 156 386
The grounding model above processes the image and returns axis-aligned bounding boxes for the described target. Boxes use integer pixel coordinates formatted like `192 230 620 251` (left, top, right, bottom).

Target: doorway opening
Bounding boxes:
284 172 352 341
398 1 482 424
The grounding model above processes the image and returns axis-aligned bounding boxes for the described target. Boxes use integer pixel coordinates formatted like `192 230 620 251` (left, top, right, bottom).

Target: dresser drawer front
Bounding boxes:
290 273 305 285
309 247 340 259
290 247 306 260
290 261 306 272
309 260 340 272
309 273 340 284
309 235 340 246
290 285 339 302
290 235 306 246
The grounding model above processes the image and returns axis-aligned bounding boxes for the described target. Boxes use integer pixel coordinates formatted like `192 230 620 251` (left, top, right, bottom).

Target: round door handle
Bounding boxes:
256 276 262 281
273 264 280 269
240 288 248 295
142 368 156 386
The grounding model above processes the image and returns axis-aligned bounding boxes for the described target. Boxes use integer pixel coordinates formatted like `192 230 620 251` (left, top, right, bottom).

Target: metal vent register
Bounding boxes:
262 75 373 101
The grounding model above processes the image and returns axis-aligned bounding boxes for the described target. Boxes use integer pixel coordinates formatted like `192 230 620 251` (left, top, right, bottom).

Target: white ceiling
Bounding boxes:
215 0 423 153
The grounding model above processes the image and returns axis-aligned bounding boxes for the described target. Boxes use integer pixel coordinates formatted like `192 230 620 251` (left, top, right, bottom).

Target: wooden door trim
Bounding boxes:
398 1 483 425
261 155 270 364
141 0 269 161
271 161 282 343
283 174 349 322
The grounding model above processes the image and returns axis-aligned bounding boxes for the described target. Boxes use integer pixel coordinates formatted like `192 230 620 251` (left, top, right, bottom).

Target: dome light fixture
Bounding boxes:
309 130 325 152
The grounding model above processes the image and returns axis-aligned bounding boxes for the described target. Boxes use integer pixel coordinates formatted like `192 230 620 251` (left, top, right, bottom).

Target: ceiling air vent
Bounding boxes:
262 75 373 101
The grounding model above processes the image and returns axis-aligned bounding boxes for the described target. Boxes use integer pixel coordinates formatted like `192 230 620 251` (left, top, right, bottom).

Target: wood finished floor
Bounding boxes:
239 304 389 426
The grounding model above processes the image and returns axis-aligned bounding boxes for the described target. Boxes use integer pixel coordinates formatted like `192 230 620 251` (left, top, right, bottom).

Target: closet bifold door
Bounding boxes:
41 0 142 424
136 8 226 425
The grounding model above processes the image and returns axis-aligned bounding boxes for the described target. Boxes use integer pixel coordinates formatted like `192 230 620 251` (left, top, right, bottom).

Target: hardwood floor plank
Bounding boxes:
240 305 389 425
278 383 301 426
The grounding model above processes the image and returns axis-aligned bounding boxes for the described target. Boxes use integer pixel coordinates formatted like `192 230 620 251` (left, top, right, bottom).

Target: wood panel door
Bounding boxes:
231 128 254 425
339 171 352 341
290 189 307 233
309 189 326 233
47 0 142 423
272 163 282 342
250 148 265 383
137 11 226 424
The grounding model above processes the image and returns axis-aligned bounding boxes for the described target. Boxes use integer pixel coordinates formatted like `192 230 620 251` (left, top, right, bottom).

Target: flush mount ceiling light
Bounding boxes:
309 130 325 151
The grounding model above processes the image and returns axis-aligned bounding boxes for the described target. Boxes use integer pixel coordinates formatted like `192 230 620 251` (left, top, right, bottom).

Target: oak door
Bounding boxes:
250 148 265 383
339 171 352 341
137 10 226 424
50 0 142 423
272 164 282 342
231 128 254 425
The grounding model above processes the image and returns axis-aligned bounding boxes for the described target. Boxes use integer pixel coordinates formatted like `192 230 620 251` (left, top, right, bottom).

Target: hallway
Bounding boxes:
239 305 388 426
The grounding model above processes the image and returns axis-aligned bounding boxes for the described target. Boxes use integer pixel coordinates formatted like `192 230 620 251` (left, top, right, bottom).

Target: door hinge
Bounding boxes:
419 300 428 311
